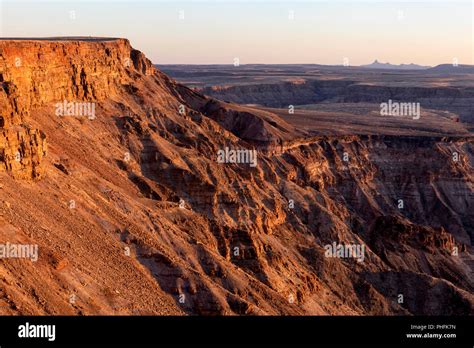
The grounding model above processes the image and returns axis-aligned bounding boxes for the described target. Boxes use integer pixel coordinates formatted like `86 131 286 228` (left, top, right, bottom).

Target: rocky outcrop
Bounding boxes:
0 38 156 179
0 128 46 179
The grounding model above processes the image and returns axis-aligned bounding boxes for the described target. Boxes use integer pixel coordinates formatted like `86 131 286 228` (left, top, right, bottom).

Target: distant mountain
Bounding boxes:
361 59 430 70
427 64 474 73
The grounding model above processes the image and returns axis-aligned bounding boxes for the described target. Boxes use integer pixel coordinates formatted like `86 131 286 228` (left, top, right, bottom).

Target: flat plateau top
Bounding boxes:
0 37 121 42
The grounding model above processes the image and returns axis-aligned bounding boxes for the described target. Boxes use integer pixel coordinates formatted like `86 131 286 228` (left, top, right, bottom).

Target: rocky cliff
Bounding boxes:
199 79 474 124
0 38 472 315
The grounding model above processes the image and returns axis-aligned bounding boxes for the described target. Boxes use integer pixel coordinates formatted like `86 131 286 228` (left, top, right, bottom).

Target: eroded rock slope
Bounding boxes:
0 38 472 315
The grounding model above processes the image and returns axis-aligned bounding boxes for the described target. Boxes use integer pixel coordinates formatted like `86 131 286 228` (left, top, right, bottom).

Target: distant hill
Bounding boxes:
427 64 474 73
361 59 430 70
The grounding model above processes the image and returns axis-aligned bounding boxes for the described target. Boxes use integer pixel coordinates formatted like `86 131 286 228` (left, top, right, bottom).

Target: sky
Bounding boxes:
0 0 472 66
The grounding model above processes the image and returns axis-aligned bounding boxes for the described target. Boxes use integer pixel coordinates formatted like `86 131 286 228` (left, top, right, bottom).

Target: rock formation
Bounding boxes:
0 38 472 315
198 79 474 123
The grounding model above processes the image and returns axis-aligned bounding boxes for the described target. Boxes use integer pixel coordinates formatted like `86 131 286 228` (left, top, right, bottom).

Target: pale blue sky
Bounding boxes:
0 0 472 65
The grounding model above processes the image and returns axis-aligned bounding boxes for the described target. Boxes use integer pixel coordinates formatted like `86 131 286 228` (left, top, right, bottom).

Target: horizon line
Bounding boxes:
0 37 469 68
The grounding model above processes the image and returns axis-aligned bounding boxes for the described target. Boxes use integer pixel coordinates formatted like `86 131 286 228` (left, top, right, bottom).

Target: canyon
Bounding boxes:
161 64 474 124
0 38 472 315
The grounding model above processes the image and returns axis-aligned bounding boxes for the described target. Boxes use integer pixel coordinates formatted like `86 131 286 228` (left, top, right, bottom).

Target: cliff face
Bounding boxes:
0 38 472 316
0 38 154 106
0 127 46 179
199 80 474 123
0 38 154 179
